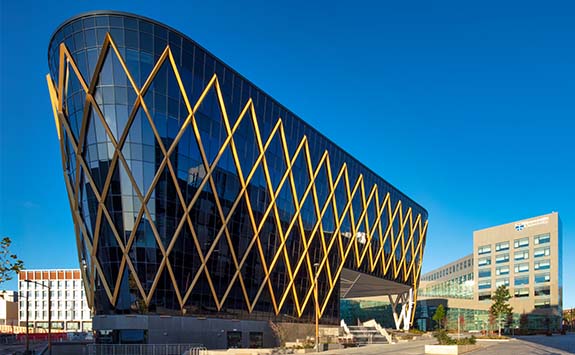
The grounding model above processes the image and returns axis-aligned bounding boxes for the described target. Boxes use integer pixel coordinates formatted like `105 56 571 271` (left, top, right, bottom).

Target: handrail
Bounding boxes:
362 319 394 344
340 319 351 336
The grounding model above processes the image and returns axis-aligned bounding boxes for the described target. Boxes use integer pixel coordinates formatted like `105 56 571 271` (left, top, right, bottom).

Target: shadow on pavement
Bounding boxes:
514 333 575 354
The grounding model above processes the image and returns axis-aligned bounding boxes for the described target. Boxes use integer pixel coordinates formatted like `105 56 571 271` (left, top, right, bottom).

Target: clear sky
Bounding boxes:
1 1 573 308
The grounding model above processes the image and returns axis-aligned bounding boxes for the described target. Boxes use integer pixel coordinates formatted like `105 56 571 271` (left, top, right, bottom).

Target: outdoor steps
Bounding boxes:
346 325 389 344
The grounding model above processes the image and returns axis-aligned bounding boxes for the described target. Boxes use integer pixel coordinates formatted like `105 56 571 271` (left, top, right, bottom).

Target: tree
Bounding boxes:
432 304 446 330
0 237 24 284
490 285 513 337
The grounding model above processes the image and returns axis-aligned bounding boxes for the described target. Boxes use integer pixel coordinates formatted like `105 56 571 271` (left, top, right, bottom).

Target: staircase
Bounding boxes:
340 319 392 345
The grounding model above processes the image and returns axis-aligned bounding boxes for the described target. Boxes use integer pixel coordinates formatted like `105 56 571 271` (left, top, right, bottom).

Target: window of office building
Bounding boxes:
495 253 509 264
534 299 551 308
495 278 509 287
478 245 491 255
534 259 550 271
495 265 509 276
534 246 550 258
478 269 491 278
534 273 550 284
514 288 529 298
514 275 529 286
514 250 529 261
534 233 550 245
534 286 551 297
495 241 510 252
478 280 491 290
478 257 491 267
514 237 529 249
478 292 491 301
514 262 529 273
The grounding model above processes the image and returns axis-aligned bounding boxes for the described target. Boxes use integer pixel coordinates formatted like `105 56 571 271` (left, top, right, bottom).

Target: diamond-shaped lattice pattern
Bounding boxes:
47 33 428 322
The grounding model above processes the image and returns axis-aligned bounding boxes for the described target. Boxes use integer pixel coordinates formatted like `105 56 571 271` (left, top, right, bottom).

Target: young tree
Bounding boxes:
490 285 513 337
0 237 24 284
432 304 446 330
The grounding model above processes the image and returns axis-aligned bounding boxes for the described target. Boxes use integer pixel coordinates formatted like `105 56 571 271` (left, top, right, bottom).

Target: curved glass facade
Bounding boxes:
47 11 428 325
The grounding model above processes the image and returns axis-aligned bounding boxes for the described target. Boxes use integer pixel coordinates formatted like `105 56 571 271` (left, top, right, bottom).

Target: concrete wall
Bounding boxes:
0 299 18 325
275 322 340 345
94 315 278 349
93 315 341 349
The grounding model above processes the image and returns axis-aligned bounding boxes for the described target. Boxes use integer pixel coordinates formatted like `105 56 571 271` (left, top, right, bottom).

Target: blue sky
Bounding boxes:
1 1 573 308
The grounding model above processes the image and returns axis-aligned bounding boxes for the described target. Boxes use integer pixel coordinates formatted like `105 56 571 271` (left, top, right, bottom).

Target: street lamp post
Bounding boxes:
23 292 29 354
25 280 51 355
314 262 320 353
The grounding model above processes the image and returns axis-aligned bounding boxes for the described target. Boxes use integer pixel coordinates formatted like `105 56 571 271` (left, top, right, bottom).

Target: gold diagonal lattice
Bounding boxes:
47 33 428 322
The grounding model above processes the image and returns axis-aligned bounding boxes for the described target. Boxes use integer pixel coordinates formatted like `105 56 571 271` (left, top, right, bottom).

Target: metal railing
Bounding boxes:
86 343 207 355
363 319 394 344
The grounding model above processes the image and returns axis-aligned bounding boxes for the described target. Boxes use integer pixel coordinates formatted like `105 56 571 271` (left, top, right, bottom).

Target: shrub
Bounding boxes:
456 336 476 345
433 330 476 345
434 330 456 345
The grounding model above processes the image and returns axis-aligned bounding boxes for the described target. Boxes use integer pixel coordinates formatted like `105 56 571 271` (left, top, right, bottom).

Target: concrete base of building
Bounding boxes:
93 314 279 349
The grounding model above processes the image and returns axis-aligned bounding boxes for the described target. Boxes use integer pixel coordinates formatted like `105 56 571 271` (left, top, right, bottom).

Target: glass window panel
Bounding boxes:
514 262 529 273
514 276 529 286
495 242 509 252
534 247 550 258
534 273 550 284
495 253 509 264
534 299 551 308
478 280 491 290
495 266 509 275
514 250 529 261
534 286 551 297
534 259 550 270
478 257 491 266
534 233 550 245
514 237 529 248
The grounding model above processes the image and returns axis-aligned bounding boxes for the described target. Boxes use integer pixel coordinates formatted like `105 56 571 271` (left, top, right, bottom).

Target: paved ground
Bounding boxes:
1 333 573 354
489 334 575 354
321 338 437 355
320 333 575 355
0 341 46 355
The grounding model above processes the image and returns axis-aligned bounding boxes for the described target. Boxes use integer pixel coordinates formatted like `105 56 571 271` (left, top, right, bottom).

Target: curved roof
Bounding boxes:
49 10 428 216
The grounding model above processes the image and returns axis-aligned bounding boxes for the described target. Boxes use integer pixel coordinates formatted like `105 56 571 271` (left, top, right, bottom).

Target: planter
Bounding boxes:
425 344 481 354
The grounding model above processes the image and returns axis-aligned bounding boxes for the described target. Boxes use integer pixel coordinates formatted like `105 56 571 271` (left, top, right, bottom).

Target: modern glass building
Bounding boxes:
47 11 428 346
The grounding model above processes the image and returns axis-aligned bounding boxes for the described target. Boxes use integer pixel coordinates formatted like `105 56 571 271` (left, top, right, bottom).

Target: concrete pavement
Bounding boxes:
2 333 573 355
320 333 575 355
321 338 436 355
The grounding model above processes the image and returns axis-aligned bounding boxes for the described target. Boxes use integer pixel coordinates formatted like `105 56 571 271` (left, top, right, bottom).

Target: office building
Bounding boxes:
18 269 92 332
0 291 19 327
46 11 428 347
416 212 562 332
